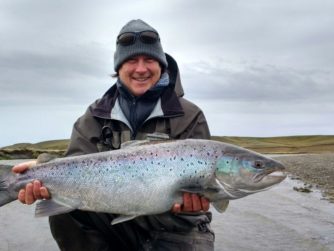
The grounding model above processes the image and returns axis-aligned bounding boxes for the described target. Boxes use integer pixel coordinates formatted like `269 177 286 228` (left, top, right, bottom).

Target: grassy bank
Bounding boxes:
1 135 334 159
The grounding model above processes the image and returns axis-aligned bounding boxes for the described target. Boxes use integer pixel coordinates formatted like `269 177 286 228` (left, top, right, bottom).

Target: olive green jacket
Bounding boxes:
66 54 210 157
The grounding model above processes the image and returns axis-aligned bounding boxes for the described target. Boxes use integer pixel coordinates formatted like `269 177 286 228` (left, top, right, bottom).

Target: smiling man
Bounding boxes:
13 19 214 250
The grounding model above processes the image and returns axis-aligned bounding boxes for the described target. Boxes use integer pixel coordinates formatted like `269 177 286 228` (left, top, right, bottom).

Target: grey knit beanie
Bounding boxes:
114 19 168 71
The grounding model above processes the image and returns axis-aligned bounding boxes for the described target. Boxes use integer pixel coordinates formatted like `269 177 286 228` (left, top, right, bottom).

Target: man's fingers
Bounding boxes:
171 203 182 213
33 180 42 200
191 194 202 211
18 189 26 204
12 160 37 173
25 183 35 205
40 187 50 199
201 197 210 211
182 193 193 212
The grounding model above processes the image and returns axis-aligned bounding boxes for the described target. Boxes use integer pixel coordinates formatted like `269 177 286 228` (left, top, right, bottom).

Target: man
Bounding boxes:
13 19 214 250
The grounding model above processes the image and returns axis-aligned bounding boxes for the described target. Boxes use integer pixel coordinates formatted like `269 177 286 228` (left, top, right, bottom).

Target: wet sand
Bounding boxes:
1 154 334 251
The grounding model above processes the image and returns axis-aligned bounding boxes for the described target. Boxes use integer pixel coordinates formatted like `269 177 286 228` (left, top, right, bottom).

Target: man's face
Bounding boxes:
119 55 162 96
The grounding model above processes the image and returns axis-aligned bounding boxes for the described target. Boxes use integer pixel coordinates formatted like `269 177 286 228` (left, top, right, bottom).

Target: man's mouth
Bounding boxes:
133 76 150 82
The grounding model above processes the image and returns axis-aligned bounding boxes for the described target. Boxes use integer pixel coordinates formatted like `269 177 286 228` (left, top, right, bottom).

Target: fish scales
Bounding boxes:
0 139 286 223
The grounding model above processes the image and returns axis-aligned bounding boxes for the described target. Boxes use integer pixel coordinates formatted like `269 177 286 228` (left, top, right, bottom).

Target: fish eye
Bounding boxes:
253 160 264 169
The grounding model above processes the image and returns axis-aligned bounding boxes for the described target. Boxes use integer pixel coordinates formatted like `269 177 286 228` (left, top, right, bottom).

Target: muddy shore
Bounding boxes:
272 153 334 203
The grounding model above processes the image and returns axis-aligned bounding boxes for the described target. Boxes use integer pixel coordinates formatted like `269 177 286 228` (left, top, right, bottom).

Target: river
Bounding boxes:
0 160 333 251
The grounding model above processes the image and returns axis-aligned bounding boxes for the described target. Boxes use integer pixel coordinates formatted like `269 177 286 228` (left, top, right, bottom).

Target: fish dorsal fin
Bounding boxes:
120 133 170 149
121 140 150 149
146 132 170 141
212 200 229 213
37 153 58 164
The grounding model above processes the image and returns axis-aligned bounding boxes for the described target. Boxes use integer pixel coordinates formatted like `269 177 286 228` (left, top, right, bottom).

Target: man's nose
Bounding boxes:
134 59 148 73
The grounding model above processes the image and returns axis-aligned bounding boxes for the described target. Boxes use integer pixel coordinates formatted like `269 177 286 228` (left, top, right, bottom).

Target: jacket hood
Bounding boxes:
165 53 184 97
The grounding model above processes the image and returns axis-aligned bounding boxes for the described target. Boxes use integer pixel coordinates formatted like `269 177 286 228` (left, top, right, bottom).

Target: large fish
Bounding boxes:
0 139 286 224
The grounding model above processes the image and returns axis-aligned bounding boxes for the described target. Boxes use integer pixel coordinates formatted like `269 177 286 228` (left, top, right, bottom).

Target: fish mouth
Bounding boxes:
253 168 287 183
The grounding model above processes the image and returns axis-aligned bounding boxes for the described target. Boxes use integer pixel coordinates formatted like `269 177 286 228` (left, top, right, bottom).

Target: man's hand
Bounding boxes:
171 192 210 213
12 161 50 205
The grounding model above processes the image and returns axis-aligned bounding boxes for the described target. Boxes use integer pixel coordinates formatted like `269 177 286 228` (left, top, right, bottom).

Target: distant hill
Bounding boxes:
0 139 69 159
1 135 334 159
211 135 334 154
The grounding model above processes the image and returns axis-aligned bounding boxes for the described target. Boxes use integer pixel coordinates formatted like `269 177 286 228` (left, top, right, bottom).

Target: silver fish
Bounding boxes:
0 139 286 224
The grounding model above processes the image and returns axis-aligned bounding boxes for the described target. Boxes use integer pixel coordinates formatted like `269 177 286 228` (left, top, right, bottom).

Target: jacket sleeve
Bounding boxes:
65 107 102 157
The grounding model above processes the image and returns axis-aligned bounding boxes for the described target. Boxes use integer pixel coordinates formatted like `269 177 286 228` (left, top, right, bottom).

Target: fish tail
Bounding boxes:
0 164 17 206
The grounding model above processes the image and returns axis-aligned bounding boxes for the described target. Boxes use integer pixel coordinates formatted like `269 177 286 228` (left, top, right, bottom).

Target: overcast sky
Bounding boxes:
1 0 333 147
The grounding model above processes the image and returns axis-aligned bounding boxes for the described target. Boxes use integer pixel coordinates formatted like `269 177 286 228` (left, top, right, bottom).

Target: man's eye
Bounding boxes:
127 59 137 64
144 57 156 62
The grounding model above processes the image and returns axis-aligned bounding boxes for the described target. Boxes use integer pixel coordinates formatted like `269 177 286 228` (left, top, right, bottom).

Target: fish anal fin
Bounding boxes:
35 197 80 217
111 215 138 225
212 200 229 213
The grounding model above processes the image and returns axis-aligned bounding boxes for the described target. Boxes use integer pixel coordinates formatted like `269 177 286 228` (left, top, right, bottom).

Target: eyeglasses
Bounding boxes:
117 31 160 46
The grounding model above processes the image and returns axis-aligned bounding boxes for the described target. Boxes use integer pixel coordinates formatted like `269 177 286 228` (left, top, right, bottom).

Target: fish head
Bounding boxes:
214 146 286 198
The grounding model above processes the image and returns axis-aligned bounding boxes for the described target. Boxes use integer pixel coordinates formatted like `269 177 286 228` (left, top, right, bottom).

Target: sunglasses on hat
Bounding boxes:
117 31 160 46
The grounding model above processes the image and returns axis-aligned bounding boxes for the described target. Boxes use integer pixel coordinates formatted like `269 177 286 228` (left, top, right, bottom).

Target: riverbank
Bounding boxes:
273 153 334 203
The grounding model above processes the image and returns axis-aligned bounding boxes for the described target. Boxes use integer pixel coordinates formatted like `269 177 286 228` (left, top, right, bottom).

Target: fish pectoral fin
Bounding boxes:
179 187 219 199
111 215 138 225
35 197 80 217
212 200 229 213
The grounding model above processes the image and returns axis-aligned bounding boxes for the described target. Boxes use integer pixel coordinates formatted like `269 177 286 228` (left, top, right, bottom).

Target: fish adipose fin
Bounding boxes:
111 215 138 225
36 153 58 164
35 197 80 217
0 164 17 207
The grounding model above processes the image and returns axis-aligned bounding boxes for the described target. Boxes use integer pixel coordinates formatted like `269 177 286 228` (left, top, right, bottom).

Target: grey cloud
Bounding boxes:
181 62 334 102
0 43 114 106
